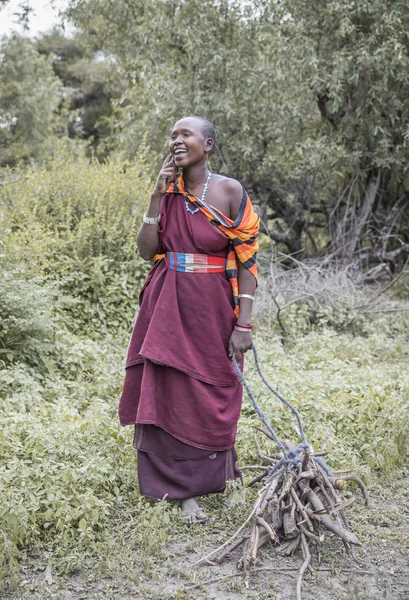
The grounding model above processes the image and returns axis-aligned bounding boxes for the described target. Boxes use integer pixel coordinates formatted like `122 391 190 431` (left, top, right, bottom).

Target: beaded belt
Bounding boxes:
165 252 226 273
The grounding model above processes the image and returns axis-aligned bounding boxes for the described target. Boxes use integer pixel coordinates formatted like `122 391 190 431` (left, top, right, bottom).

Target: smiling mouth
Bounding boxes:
173 149 187 157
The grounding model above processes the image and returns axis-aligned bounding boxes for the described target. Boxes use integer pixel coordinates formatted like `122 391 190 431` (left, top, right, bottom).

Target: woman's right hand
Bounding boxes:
152 155 177 196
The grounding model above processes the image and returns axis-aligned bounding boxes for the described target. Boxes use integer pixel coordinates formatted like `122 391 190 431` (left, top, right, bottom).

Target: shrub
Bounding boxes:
0 269 57 369
0 149 152 336
237 320 409 478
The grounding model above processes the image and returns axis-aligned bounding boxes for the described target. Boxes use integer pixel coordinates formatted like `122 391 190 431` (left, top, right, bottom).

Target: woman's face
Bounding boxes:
169 117 212 169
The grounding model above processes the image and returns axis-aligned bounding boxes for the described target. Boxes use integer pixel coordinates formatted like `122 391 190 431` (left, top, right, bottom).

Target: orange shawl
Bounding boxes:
156 175 259 317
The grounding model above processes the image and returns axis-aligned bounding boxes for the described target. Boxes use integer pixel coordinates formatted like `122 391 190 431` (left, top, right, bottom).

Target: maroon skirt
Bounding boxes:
134 424 241 500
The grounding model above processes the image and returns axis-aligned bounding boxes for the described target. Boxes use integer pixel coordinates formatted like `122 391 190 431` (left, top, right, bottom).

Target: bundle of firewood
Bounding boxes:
192 352 371 598
193 441 369 599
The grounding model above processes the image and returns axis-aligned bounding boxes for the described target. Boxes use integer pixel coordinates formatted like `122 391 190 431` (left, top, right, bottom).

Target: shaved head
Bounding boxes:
180 115 216 154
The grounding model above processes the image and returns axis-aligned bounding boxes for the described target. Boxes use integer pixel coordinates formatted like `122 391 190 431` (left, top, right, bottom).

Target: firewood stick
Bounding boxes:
247 472 267 488
315 464 345 508
332 469 353 474
283 498 299 539
300 483 362 546
327 497 356 515
249 524 260 562
257 532 272 549
316 468 352 530
296 533 311 600
316 478 337 513
258 477 280 513
290 487 314 532
185 567 373 591
254 435 277 464
305 500 352 556
256 516 280 542
241 465 270 470
279 471 295 501
291 498 297 520
298 522 323 543
277 535 301 555
294 469 317 485
247 528 256 562
331 477 348 490
269 494 282 531
302 451 310 472
191 483 268 566
243 540 251 588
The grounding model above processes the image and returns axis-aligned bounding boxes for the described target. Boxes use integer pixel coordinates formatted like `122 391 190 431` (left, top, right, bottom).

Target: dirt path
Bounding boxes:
5 478 409 600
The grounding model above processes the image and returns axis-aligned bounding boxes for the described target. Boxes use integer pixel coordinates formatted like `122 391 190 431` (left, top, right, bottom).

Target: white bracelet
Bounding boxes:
143 212 161 224
239 294 255 301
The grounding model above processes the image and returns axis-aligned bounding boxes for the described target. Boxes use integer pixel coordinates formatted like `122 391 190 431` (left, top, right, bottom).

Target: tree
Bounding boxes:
0 35 63 166
65 0 409 269
36 29 124 153
0 1 34 29
278 0 409 267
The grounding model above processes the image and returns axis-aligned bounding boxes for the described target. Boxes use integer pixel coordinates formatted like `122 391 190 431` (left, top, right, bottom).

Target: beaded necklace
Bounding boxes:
184 171 212 214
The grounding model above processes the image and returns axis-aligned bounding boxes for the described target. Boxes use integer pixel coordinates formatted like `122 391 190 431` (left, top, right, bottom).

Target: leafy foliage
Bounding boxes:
0 267 177 587
0 149 152 335
238 319 409 478
277 0 409 261
0 35 64 166
65 0 409 267
3 1 409 264
36 29 125 154
0 270 56 369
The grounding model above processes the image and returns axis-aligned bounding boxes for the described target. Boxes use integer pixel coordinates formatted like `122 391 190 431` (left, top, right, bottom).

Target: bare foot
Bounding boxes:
180 497 209 524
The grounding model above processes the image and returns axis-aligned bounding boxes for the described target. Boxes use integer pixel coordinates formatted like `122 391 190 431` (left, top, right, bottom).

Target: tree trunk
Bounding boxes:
343 171 382 260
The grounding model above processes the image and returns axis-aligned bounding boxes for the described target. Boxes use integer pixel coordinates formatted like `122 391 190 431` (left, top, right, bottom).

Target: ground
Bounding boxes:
4 476 409 600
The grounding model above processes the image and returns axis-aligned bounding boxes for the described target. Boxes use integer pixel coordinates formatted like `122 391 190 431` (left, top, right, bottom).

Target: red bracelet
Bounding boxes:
235 324 253 332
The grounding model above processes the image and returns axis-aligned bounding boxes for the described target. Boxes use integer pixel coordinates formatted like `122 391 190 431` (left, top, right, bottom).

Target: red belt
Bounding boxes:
165 252 226 273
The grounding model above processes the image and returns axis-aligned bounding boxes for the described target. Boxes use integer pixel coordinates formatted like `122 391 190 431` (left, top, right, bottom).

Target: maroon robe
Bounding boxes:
119 191 243 500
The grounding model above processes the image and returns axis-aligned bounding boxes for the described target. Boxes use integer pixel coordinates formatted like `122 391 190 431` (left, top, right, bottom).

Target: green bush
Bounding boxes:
283 300 370 337
0 149 152 336
0 268 178 589
0 269 57 369
237 320 409 477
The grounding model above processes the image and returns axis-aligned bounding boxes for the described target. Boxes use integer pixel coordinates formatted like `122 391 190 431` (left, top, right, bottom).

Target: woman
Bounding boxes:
119 115 259 523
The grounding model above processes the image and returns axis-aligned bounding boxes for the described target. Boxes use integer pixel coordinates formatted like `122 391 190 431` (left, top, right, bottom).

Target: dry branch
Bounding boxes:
296 533 311 600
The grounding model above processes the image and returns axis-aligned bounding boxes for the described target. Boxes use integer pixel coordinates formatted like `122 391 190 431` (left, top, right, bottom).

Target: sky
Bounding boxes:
0 0 72 38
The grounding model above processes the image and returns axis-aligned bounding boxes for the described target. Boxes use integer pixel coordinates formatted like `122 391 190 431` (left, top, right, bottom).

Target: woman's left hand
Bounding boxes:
228 329 253 360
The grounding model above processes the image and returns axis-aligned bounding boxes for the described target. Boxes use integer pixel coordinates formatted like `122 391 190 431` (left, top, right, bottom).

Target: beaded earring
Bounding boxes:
204 150 209 162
